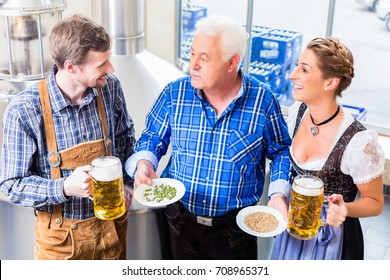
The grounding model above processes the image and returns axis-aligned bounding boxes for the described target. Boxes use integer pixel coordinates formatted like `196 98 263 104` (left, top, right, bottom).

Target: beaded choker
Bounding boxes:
309 105 340 137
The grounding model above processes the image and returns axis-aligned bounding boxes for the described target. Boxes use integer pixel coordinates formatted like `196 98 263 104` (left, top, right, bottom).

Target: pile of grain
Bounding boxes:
244 211 279 233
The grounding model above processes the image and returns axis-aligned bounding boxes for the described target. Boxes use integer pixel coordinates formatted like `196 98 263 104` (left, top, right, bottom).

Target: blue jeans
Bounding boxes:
165 202 257 260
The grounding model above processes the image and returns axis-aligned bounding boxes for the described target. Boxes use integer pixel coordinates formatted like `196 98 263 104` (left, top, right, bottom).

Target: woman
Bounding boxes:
270 37 385 260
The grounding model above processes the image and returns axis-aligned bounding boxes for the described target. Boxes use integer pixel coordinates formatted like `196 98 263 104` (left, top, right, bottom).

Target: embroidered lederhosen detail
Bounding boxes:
290 103 366 202
39 81 112 174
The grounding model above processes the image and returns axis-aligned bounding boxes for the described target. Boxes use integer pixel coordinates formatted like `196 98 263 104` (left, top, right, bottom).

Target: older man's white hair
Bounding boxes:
194 15 249 71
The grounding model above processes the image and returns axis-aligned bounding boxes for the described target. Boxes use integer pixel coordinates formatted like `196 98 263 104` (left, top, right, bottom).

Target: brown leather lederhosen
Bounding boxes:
290 102 366 259
33 79 128 260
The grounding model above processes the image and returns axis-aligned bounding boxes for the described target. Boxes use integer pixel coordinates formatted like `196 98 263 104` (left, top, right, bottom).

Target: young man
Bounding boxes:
0 14 135 259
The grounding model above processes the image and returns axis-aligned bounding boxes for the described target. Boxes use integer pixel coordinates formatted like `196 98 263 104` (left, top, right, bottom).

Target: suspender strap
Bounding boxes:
38 79 63 220
39 79 61 179
96 89 112 154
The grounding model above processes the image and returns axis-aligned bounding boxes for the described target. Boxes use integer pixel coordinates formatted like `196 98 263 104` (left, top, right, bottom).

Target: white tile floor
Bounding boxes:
361 195 390 260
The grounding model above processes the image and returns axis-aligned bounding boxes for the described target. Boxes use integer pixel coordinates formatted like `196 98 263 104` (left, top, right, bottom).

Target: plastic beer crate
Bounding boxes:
249 60 283 91
340 104 367 121
182 6 207 31
251 29 303 65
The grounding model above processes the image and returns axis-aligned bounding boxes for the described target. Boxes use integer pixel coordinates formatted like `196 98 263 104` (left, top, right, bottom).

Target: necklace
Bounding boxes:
309 105 340 137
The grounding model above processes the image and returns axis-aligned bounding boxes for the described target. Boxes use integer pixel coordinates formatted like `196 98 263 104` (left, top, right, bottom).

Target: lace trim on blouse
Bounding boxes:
288 102 385 184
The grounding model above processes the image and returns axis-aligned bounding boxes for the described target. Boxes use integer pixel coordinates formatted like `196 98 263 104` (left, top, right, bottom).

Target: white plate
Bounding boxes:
236 205 287 237
133 178 186 207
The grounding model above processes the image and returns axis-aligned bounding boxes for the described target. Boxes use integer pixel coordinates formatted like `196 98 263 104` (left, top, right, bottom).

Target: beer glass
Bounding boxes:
90 156 126 220
287 174 326 240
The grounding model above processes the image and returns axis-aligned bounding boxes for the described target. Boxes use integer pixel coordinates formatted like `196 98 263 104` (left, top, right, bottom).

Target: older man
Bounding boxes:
126 15 291 259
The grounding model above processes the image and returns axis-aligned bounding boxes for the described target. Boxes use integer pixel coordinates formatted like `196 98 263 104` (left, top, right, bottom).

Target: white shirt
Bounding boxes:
288 101 385 185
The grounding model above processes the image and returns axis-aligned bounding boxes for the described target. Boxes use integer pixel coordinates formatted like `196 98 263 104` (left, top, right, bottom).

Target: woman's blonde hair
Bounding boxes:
307 37 354 97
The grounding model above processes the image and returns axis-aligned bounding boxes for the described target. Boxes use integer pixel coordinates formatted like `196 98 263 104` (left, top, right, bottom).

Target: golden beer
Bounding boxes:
287 175 324 240
91 156 126 220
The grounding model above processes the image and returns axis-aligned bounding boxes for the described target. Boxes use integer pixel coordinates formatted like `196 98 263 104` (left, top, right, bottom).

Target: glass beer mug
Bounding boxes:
287 174 326 240
90 156 126 220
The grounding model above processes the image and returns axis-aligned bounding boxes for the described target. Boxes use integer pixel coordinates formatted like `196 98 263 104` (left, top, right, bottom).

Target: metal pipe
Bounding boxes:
100 0 144 56
175 0 182 62
4 16 14 79
326 0 336 37
37 14 45 78
243 0 254 75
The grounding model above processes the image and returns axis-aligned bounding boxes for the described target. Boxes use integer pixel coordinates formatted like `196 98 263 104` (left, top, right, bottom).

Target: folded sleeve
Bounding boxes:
341 130 385 184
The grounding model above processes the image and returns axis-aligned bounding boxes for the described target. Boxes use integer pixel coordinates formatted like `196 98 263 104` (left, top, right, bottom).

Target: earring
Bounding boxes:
324 87 328 91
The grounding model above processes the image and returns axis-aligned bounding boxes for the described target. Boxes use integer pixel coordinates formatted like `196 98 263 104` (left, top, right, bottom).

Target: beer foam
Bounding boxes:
91 157 122 181
293 177 323 196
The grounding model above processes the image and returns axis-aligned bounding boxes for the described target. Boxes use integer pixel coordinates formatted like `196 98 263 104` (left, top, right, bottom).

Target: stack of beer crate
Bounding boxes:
249 27 303 104
181 6 207 62
182 5 207 32
181 30 194 62
249 61 283 93
180 14 303 104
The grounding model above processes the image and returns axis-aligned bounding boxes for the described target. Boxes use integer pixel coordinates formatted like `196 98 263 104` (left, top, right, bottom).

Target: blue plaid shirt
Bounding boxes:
126 71 291 216
0 65 135 220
